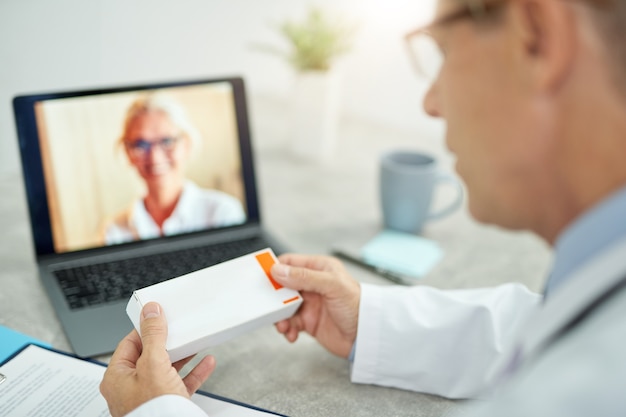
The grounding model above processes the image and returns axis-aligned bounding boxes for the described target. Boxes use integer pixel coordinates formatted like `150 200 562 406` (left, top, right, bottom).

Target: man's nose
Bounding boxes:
422 80 442 118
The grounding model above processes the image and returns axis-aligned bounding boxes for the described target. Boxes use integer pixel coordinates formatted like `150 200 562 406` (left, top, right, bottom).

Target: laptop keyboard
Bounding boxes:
53 236 271 310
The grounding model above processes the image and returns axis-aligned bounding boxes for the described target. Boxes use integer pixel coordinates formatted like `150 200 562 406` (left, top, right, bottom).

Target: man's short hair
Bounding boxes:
459 0 626 93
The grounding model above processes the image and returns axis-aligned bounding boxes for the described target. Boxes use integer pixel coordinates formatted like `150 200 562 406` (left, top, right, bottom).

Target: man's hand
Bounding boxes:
100 302 216 417
271 254 361 358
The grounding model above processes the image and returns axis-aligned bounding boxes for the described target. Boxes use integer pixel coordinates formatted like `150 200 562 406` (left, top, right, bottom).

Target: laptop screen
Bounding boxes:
14 77 260 256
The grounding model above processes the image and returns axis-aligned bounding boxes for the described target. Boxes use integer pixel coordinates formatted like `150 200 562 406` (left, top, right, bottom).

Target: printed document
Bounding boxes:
0 344 283 417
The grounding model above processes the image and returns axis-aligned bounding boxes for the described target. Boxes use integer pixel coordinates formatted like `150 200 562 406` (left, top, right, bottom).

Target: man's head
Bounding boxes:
416 0 626 243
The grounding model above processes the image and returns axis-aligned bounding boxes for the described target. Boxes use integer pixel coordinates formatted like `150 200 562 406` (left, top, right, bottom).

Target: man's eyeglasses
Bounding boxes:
125 137 180 158
404 0 508 81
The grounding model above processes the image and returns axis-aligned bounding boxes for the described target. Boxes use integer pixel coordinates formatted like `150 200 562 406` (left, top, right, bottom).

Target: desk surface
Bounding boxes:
0 96 551 417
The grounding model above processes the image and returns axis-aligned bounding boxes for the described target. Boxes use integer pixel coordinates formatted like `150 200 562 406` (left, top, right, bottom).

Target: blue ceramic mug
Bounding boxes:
380 150 463 234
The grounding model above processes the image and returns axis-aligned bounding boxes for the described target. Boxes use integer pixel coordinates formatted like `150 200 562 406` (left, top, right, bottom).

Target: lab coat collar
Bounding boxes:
548 185 626 296
516 236 626 365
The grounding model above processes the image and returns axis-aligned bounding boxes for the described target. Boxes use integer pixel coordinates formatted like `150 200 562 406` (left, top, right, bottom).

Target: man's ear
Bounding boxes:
510 0 577 92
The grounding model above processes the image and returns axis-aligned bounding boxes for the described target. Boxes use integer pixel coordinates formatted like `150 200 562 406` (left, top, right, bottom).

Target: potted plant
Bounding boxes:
256 8 355 161
268 7 354 72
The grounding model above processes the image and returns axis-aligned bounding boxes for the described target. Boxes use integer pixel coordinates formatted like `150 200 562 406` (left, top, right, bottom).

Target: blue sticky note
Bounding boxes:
0 325 51 363
360 230 443 279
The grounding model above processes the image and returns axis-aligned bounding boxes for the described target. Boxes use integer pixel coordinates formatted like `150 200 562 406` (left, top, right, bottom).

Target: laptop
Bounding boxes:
13 76 287 358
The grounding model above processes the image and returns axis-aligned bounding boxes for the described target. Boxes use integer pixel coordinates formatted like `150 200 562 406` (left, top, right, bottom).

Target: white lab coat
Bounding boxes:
125 395 207 417
353 236 626 416
351 282 541 399
462 236 626 416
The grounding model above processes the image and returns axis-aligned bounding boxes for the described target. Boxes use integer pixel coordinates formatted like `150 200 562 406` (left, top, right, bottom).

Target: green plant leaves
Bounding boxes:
257 8 355 72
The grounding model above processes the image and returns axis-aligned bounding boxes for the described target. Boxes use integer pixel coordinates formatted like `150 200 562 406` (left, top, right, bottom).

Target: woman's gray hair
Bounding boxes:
119 93 201 148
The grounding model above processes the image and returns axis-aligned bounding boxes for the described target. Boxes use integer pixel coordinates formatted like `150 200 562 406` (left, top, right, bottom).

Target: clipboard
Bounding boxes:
0 344 288 417
0 324 51 364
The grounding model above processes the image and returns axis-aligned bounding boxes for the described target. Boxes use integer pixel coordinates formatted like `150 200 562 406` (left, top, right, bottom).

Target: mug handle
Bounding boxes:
427 174 464 221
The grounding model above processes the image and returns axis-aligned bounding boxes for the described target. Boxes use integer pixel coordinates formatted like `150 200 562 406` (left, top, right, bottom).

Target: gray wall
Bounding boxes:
0 0 442 178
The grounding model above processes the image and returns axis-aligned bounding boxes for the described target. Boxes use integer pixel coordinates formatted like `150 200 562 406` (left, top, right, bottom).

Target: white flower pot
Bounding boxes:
290 70 341 162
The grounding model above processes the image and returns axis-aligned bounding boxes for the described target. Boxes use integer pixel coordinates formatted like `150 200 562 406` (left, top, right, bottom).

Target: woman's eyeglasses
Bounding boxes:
125 137 180 158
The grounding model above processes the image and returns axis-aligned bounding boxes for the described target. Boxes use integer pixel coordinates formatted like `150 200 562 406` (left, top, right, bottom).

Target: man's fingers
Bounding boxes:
139 302 169 360
271 262 333 294
286 327 299 343
275 313 305 343
182 356 216 395
172 355 196 373
275 320 289 334
277 253 338 271
109 329 142 366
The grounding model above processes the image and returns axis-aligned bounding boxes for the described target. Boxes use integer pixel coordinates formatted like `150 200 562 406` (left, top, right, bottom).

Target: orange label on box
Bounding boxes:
282 296 300 305
256 251 282 290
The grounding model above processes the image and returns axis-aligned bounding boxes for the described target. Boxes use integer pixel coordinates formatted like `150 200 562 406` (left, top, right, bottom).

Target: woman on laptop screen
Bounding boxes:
102 93 245 245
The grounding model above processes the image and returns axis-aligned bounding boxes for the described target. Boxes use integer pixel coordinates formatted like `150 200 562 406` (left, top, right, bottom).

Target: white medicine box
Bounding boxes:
126 248 302 362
